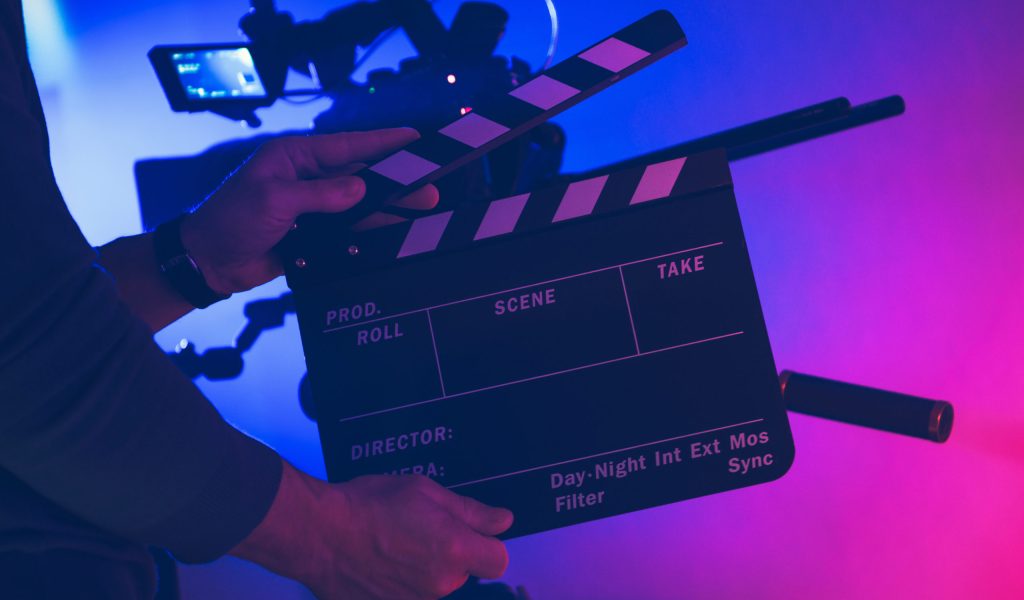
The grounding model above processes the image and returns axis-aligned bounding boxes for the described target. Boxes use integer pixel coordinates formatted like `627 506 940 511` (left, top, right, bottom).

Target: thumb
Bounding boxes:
282 176 366 219
443 491 514 537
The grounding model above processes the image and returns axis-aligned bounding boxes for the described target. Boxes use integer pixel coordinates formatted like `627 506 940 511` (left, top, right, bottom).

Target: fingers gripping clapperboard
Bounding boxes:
281 11 795 538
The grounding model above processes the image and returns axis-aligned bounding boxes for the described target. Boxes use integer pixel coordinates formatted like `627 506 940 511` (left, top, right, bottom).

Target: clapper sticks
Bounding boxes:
280 10 688 283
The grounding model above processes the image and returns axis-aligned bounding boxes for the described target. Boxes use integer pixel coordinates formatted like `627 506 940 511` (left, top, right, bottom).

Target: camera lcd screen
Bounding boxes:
169 47 267 101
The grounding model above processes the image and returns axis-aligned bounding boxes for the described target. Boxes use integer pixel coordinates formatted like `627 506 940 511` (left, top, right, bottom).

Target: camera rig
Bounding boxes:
139 2 952 447
147 0 563 213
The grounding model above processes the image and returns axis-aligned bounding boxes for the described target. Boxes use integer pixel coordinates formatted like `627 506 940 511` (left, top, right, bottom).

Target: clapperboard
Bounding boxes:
282 11 794 538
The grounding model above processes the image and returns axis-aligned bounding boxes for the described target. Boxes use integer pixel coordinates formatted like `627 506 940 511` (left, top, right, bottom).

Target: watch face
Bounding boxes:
161 253 199 273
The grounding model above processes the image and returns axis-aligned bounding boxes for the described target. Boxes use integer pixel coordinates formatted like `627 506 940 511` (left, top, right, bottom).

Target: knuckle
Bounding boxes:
335 177 364 202
260 137 287 154
431 532 456 559
278 135 304 150
332 133 355 156
459 496 475 521
397 475 432 503
253 182 280 208
262 136 305 166
408 474 434 492
441 535 462 559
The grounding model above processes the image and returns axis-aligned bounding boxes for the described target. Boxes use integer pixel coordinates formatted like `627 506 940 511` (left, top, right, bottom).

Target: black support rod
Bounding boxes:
729 95 906 160
573 96 905 178
780 370 954 443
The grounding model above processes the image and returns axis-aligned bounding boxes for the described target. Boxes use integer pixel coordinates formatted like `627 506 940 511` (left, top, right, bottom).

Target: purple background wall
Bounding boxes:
26 0 1024 597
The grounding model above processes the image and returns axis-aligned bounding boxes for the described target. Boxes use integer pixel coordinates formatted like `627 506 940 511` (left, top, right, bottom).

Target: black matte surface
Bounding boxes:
293 160 794 538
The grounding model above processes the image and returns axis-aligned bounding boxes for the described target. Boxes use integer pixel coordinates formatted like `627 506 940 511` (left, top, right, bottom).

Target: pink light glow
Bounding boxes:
38 0 1024 596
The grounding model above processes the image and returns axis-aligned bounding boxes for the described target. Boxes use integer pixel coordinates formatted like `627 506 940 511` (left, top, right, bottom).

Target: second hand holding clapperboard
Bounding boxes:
281 11 795 538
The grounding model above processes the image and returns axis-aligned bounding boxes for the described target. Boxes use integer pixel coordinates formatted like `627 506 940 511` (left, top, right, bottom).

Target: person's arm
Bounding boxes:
95 233 194 331
96 131 436 332
231 462 513 599
2 8 512 593
0 19 282 560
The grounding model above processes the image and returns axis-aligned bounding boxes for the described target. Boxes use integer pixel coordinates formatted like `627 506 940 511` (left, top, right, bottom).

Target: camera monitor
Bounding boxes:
149 44 274 113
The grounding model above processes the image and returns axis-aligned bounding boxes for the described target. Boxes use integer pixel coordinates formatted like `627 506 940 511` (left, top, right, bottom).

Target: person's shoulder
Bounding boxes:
0 0 29 87
0 1 27 51
0 0 44 137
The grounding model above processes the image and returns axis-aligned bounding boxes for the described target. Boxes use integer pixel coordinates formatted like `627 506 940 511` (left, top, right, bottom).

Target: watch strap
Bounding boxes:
154 215 231 309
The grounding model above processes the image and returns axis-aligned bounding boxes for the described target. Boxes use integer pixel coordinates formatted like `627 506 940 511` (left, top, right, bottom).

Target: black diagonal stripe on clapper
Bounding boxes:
614 10 687 53
516 184 566 232
402 134 473 173
543 57 614 92
593 165 646 215
670 150 732 198
478 94 545 130
435 201 490 253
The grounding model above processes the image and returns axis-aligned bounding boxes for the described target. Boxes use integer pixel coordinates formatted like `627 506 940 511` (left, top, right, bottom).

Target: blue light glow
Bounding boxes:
23 0 73 85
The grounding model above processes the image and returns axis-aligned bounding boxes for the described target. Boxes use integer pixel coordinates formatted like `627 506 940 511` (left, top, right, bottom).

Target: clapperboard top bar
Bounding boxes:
285 148 732 288
281 10 688 280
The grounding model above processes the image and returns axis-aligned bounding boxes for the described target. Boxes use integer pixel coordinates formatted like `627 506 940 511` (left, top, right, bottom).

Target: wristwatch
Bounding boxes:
153 214 231 309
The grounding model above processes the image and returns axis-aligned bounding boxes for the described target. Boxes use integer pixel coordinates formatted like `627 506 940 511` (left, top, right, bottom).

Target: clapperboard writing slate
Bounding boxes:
283 12 794 538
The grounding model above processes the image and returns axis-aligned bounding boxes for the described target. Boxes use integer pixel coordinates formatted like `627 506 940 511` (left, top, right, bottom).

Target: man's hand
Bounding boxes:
181 128 439 295
99 128 433 332
232 462 513 600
